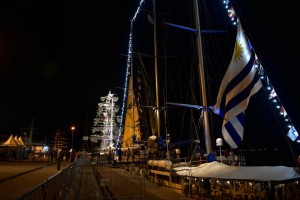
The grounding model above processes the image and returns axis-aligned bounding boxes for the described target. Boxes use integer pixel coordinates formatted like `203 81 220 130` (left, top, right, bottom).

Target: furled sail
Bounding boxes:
122 74 143 149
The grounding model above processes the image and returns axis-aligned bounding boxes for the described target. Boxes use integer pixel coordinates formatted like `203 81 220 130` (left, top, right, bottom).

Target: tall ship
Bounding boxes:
118 0 300 199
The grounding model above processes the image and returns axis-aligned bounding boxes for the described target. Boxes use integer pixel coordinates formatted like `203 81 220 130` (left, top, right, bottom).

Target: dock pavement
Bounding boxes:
0 158 211 200
0 158 68 200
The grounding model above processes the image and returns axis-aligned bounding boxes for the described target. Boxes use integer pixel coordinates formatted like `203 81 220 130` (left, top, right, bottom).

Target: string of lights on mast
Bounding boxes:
119 0 145 138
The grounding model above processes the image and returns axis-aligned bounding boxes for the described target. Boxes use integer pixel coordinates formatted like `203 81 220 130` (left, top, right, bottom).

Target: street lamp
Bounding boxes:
71 126 75 149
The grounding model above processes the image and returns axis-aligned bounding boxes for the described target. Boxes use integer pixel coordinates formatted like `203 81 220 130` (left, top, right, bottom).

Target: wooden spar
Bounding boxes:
193 0 212 154
153 0 161 138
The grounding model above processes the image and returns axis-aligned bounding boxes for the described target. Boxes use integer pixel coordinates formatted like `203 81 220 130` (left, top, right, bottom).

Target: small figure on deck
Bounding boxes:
126 148 130 162
57 148 63 170
70 149 76 163
183 181 189 196
191 183 199 197
50 148 54 162
117 148 122 161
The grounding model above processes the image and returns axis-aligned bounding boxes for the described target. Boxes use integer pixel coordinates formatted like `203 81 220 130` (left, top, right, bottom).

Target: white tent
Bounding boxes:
173 161 300 181
2 134 19 146
15 135 22 145
18 136 27 146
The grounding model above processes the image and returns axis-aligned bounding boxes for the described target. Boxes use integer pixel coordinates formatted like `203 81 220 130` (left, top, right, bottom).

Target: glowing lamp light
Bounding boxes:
216 138 223 146
71 126 75 149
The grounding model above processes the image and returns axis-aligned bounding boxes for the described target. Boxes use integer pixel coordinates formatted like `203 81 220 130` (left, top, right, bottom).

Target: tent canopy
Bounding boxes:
2 134 19 146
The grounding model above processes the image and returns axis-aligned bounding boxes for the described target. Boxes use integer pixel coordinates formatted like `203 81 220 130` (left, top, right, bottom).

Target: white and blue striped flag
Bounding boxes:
214 22 262 149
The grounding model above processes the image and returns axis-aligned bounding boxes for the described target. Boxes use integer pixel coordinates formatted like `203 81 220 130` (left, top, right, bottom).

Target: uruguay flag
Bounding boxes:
214 22 262 149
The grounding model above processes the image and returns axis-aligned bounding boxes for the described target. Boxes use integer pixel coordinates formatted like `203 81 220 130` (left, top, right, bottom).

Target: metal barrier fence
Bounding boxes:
16 157 91 200
16 156 147 200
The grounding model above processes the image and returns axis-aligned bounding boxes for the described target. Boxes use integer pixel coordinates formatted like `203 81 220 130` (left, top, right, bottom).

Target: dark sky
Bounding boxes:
233 1 300 134
0 1 135 141
0 0 299 152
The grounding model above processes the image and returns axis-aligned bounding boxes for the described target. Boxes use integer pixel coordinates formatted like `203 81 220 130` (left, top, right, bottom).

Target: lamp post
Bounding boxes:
216 138 223 163
71 126 75 149
166 134 170 160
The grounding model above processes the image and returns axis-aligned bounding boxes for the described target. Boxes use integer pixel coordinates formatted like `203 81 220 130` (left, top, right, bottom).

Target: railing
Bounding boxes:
16 157 90 200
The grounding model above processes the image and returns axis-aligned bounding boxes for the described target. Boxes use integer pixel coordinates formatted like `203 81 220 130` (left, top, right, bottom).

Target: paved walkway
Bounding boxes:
0 159 68 200
96 166 194 200
0 159 211 200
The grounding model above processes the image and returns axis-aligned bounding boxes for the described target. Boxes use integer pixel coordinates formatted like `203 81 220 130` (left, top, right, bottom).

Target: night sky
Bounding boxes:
0 0 299 153
233 1 300 141
0 1 134 143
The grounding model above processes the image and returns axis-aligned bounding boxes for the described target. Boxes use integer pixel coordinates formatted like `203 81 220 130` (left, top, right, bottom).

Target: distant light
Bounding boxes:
42 146 49 153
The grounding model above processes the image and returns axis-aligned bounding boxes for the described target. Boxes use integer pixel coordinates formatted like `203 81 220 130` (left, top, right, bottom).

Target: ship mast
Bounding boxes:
153 0 160 138
193 0 212 155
